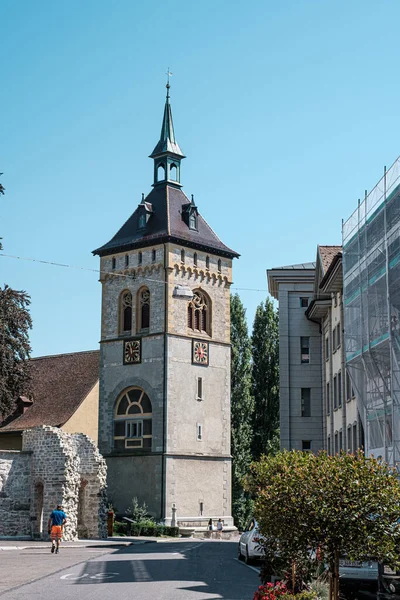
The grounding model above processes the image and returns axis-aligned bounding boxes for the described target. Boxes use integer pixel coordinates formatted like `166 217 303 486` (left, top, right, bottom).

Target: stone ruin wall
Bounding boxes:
0 426 107 540
0 450 32 537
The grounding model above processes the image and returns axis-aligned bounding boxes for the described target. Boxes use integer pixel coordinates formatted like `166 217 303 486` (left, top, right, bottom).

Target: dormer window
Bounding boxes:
189 212 197 230
138 213 146 229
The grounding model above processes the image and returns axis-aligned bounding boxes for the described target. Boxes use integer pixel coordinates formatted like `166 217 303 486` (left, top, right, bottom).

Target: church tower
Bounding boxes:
93 84 239 526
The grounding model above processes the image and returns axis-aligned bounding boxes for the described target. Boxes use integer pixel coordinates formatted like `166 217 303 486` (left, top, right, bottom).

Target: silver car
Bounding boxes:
238 517 264 564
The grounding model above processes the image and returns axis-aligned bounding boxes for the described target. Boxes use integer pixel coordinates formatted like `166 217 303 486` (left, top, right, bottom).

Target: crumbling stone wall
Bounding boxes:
0 426 107 540
0 450 31 536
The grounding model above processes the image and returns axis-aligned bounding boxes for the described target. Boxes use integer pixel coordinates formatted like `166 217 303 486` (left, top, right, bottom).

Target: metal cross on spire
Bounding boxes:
166 68 173 97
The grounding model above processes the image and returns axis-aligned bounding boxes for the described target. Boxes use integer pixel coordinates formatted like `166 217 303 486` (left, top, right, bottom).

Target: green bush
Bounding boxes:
165 526 180 537
113 521 128 536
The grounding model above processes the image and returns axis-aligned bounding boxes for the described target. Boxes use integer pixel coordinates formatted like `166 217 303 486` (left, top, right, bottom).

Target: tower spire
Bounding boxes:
150 75 185 186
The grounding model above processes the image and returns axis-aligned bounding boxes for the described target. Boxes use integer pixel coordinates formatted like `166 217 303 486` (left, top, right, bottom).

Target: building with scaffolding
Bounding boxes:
343 157 400 467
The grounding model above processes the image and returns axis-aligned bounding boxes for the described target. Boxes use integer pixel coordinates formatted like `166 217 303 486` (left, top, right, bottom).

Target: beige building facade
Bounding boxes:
306 246 361 454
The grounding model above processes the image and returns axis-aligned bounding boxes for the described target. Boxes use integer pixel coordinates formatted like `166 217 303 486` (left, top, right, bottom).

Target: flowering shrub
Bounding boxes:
253 582 317 600
253 581 287 600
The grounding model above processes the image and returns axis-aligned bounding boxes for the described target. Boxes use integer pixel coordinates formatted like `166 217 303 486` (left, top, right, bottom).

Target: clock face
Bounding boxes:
192 340 209 366
123 339 141 365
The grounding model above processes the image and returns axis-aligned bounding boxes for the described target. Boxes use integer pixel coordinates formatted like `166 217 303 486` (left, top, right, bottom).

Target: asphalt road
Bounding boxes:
0 539 260 600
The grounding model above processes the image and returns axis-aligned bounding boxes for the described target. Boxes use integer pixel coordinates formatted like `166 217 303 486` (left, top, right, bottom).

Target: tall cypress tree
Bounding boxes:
230 293 254 528
0 175 32 418
251 298 279 460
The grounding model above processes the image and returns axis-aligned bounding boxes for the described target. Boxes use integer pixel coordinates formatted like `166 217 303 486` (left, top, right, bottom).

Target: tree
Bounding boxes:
230 293 254 529
245 450 400 600
251 298 279 459
0 286 32 418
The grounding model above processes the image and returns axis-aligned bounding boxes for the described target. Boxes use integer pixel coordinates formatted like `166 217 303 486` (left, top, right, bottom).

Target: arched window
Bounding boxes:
187 289 211 335
138 288 150 331
218 259 222 272
169 163 177 181
157 163 166 182
194 252 198 266
206 256 210 270
114 387 152 450
120 291 132 334
181 248 185 263
189 212 197 230
138 213 146 229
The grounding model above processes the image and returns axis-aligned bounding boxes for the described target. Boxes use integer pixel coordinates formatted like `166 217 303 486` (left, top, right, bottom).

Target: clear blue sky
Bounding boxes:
1 0 400 357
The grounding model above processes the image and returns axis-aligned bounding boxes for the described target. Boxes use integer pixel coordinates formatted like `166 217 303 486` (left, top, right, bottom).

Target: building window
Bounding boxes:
152 249 156 262
339 429 343 452
189 212 197 230
206 256 210 270
337 322 341 347
301 337 310 363
353 423 358 454
194 252 198 266
325 337 329 360
181 248 185 263
112 257 116 270
332 327 336 352
301 388 311 417
300 297 309 308
197 424 203 441
218 259 222 272
338 371 342 407
346 370 352 402
114 387 152 450
302 440 311 451
334 431 338 454
138 213 146 229
196 377 203 401
326 382 330 415
333 375 337 410
120 290 133 334
138 251 142 265
327 435 331 455
137 288 150 331
125 255 129 267
347 425 352 453
187 289 211 335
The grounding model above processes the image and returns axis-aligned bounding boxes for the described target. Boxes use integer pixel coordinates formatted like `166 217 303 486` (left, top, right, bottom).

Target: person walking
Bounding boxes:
216 518 223 540
207 518 213 539
48 503 67 554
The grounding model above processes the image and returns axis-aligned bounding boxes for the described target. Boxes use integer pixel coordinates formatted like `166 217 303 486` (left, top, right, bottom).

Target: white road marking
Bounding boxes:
60 572 119 580
234 558 261 574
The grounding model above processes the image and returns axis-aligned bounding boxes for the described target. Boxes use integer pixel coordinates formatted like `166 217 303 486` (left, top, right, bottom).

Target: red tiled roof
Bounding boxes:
318 246 342 274
0 350 99 432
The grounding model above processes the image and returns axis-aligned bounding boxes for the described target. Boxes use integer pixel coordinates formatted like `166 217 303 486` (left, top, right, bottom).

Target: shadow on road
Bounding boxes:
65 540 258 599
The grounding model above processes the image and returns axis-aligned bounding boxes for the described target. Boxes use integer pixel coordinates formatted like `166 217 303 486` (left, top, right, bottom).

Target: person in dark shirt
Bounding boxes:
47 504 67 554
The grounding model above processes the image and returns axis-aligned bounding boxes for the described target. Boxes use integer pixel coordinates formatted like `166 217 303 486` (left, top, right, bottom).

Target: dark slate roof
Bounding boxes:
0 350 99 432
93 183 239 258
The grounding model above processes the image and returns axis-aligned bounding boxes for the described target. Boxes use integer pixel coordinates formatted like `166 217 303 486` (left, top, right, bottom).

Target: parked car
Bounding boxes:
339 557 379 598
377 563 400 600
238 517 265 564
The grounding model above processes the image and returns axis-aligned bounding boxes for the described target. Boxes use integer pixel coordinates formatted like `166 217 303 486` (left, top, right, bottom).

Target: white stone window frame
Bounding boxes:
187 289 212 337
126 419 143 439
196 376 203 401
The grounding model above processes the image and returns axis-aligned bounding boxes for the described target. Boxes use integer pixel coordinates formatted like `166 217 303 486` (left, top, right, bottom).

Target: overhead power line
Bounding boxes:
0 253 269 293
